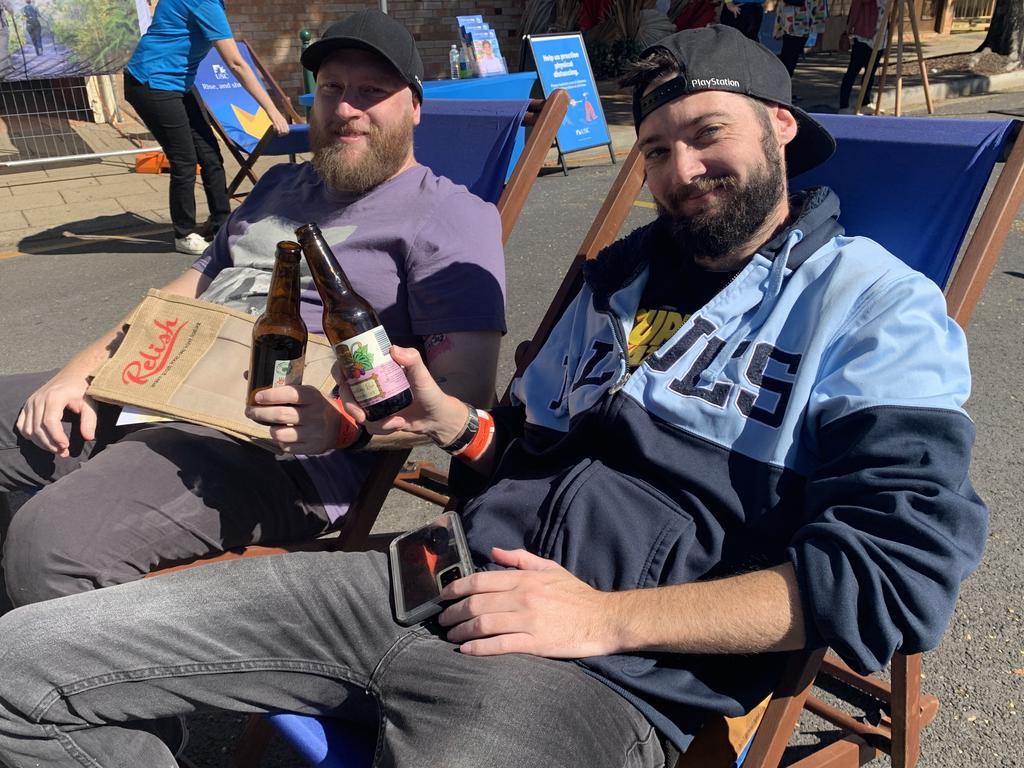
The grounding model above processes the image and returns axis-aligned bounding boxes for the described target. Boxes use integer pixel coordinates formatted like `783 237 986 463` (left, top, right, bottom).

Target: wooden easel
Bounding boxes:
852 0 935 116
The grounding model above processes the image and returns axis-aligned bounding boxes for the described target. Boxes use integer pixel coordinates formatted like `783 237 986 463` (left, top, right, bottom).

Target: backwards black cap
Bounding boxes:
633 25 835 178
301 9 424 100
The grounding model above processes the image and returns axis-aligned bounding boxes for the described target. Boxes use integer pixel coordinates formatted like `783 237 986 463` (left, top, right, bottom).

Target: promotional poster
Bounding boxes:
0 0 147 81
528 32 611 156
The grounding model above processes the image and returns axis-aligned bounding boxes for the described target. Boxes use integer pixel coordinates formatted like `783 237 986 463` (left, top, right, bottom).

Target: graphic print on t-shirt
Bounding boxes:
627 244 738 370
628 308 685 368
200 216 356 316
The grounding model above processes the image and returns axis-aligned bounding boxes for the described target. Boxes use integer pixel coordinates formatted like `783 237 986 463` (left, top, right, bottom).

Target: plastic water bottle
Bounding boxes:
449 45 460 79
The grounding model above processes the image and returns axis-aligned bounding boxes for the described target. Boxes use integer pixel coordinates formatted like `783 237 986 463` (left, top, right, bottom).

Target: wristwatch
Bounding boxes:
439 405 478 455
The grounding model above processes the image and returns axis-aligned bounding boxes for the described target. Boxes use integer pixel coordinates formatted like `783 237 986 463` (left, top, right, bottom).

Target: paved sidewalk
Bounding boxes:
1 31 1018 254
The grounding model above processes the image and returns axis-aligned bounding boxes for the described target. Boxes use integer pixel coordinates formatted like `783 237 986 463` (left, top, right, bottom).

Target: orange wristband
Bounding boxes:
455 409 495 463
333 399 366 450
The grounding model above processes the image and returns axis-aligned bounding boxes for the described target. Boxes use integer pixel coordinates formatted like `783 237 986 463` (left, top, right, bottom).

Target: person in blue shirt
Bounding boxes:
124 0 288 255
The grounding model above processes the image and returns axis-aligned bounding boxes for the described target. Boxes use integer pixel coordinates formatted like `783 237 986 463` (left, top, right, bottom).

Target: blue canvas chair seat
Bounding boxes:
792 115 1018 288
266 693 762 767
192 40 308 199
259 112 1024 768
254 125 312 157
416 99 530 204
269 714 375 767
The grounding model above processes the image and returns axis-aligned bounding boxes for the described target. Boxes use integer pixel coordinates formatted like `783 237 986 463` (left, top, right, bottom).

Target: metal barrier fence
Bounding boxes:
0 74 157 169
1 77 91 162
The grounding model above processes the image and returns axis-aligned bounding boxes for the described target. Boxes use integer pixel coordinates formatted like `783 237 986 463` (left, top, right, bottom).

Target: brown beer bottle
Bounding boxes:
246 241 308 407
295 222 412 421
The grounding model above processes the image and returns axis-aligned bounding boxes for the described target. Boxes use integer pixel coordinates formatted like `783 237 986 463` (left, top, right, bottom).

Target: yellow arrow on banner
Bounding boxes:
231 104 272 140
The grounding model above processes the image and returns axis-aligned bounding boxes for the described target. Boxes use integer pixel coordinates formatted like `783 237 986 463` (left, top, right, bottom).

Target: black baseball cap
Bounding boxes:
301 9 424 100
632 25 835 178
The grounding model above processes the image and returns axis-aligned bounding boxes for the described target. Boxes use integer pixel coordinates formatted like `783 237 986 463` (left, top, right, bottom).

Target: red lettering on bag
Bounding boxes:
121 319 189 385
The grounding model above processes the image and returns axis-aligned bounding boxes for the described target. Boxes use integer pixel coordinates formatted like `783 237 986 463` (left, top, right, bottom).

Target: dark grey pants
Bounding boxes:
0 370 330 607
0 550 666 767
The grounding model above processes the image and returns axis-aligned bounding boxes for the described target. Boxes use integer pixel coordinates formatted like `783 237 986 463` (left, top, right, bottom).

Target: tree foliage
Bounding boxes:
50 0 138 72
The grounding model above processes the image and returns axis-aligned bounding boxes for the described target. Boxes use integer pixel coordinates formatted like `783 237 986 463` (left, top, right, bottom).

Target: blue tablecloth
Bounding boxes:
297 72 538 182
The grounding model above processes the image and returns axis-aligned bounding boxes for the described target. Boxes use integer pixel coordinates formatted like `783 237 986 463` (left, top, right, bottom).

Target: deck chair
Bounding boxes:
192 40 309 200
266 114 1024 768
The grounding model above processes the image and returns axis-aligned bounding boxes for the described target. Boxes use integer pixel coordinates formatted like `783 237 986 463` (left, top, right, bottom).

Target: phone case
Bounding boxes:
388 511 474 626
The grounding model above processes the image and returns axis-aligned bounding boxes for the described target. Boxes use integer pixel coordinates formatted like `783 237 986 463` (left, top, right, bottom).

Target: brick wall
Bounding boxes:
225 1 526 101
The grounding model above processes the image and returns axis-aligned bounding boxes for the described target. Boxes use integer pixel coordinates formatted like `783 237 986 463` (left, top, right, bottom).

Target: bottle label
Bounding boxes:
335 325 411 406
271 358 304 388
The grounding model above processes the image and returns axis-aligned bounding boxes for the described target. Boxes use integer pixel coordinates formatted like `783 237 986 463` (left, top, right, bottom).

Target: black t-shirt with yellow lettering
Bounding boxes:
627 247 737 370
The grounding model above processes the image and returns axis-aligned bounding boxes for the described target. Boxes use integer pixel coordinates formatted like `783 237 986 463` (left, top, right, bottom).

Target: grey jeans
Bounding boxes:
0 550 667 768
0 370 330 607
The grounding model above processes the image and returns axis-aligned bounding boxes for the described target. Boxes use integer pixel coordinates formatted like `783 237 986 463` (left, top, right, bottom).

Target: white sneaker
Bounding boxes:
174 233 209 255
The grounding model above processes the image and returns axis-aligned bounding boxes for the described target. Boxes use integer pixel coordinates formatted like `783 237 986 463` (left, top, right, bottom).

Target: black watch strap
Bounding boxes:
439 406 478 454
346 427 372 451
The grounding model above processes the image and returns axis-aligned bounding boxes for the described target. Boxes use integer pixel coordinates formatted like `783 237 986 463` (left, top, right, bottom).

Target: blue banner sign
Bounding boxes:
527 32 610 156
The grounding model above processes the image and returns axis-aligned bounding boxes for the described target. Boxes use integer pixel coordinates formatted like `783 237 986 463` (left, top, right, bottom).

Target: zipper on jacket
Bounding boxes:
600 306 632 394
601 252 752 396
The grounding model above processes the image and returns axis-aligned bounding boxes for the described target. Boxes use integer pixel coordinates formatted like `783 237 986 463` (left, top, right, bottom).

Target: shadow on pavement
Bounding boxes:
17 213 173 256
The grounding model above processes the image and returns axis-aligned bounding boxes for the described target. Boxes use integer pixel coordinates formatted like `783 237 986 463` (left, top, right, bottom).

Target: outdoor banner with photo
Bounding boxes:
0 0 148 81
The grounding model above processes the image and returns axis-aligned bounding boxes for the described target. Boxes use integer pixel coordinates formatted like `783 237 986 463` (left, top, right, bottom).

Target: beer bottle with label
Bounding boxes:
295 223 412 420
246 240 308 407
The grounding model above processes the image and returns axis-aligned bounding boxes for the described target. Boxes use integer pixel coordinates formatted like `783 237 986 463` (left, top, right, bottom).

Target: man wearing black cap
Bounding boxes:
1 9 504 617
0 25 985 768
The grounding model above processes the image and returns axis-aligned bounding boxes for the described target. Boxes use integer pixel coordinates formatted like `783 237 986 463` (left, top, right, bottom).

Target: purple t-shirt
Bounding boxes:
192 161 506 523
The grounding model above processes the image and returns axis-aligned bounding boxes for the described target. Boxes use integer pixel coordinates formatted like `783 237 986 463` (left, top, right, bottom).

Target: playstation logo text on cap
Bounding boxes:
633 25 835 178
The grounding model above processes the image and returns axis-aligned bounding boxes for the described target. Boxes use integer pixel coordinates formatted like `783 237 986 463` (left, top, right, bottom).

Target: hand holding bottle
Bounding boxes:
296 223 413 421
340 345 468 447
246 384 342 455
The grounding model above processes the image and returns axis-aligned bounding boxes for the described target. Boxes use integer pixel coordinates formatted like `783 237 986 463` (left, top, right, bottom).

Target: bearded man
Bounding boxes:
0 25 986 768
0 10 505 608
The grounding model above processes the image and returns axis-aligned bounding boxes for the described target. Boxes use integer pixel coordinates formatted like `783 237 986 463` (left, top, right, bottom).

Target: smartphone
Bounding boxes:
388 511 474 626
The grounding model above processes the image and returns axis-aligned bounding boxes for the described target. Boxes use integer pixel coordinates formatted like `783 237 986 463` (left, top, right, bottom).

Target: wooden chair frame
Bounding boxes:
191 39 306 201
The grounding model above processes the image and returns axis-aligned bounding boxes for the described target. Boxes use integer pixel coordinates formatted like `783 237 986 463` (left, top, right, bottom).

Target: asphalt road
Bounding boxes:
0 89 1022 766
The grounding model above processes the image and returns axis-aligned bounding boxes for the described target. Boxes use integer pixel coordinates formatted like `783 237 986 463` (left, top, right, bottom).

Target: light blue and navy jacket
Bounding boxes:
457 187 988 752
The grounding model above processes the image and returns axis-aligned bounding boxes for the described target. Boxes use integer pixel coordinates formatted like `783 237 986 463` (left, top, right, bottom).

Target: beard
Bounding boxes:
310 112 415 195
659 129 786 267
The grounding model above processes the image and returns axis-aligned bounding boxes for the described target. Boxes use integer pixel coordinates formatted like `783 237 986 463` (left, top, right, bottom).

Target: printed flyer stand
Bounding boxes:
525 32 613 174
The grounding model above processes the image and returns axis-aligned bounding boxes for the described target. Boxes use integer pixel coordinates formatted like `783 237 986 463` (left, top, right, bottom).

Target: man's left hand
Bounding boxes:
438 547 622 659
245 384 340 455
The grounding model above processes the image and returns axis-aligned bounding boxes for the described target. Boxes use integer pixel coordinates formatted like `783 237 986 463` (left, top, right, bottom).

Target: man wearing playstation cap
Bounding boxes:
0 25 985 768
